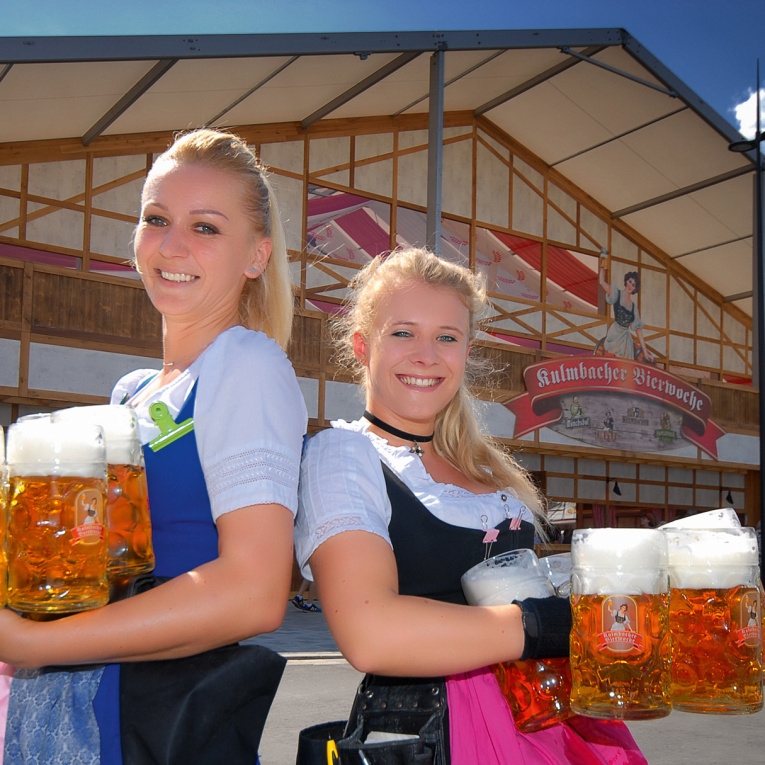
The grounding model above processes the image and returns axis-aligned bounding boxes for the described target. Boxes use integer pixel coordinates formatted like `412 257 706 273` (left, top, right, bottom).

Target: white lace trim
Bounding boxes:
313 514 368 542
206 448 299 496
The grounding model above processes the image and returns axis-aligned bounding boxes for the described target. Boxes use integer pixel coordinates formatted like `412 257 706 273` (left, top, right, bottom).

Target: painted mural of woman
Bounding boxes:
595 253 655 364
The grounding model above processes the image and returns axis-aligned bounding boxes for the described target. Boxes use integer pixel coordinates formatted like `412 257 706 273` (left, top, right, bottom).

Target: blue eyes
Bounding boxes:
141 216 218 235
391 330 458 342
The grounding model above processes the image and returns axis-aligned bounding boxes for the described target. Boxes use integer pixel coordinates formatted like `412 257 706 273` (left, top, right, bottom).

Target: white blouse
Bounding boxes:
110 325 308 521
295 419 534 578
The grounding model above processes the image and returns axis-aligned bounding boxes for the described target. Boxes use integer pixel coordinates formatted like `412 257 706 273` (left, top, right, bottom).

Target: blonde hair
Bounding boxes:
335 247 544 519
144 128 293 348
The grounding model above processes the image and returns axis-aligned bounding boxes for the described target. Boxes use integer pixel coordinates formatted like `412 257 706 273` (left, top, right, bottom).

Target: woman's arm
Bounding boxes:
635 327 655 360
599 263 612 296
311 529 525 677
0 503 294 668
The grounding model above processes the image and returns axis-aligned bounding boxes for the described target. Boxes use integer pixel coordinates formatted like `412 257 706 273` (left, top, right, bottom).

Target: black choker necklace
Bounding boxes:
363 410 434 457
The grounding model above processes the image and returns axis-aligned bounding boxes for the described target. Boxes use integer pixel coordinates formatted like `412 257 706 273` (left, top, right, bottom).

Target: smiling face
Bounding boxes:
354 281 471 435
134 162 271 329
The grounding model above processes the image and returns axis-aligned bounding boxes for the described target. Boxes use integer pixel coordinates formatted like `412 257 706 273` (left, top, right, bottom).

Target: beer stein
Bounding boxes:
663 527 762 714
661 507 741 530
53 405 154 579
6 418 109 613
0 426 7 607
539 552 572 598
462 549 573 732
570 528 671 720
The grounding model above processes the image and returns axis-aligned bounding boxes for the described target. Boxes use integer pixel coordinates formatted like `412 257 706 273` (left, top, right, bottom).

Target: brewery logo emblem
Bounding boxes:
565 396 590 429
623 406 649 426
598 596 644 654
735 590 763 648
596 409 617 443
72 488 105 544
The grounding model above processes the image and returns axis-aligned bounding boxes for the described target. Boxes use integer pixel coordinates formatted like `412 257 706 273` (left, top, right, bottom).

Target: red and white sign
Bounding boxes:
504 356 725 459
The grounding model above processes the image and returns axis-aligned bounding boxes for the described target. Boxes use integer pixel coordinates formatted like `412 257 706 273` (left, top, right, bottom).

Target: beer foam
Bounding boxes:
7 420 107 478
664 528 759 589
571 529 668 595
461 567 553 606
661 508 741 530
53 405 141 465
572 529 667 569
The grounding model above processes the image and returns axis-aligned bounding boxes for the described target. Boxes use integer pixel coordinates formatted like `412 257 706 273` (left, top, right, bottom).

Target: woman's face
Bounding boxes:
355 281 471 434
625 277 637 294
134 162 271 325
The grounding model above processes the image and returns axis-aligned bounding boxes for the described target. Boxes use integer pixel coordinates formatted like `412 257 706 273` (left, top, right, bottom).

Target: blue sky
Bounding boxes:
3 0 764 135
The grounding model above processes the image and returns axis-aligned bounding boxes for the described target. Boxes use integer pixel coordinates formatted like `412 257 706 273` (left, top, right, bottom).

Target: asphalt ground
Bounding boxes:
247 604 765 765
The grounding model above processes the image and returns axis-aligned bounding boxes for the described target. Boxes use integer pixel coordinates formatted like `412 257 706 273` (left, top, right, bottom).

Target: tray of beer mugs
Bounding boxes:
1 407 154 615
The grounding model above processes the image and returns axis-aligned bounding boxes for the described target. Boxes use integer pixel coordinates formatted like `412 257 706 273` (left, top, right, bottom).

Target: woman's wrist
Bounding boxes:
512 597 572 661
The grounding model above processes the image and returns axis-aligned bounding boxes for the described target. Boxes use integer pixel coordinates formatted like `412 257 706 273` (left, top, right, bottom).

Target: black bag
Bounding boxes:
119 575 287 765
296 675 449 765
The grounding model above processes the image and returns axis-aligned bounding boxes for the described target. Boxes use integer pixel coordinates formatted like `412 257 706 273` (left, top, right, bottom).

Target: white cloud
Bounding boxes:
734 89 765 138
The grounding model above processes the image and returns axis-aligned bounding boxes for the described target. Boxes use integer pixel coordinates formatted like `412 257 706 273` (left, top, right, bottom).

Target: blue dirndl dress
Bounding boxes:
5 384 220 765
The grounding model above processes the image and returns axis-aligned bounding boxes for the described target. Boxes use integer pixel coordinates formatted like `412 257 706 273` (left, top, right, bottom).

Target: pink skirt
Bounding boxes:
446 667 648 765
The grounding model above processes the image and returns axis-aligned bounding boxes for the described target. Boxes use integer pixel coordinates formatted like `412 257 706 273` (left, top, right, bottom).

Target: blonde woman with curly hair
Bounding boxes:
295 248 646 764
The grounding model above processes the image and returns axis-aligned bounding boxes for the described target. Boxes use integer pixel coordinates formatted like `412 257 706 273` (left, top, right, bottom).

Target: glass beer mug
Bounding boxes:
462 549 573 732
6 418 110 613
0 426 7 607
663 527 763 714
53 405 154 579
570 528 671 720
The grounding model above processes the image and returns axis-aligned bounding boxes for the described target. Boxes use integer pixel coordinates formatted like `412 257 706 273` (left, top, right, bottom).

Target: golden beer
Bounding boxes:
6 420 109 613
570 590 670 719
461 549 573 732
53 405 154 578
492 657 572 732
0 428 8 607
570 528 671 720
8 474 109 612
106 462 154 577
664 527 763 714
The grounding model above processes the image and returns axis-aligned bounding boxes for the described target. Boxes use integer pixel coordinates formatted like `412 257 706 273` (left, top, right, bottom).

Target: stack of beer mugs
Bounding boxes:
52 405 154 580
662 511 763 715
462 549 573 732
1 406 154 615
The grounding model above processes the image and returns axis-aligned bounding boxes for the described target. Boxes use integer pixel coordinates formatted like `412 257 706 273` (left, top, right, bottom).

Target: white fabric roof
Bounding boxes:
0 28 757 316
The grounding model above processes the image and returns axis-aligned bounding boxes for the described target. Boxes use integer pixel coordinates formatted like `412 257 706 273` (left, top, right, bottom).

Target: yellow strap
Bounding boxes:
326 739 339 764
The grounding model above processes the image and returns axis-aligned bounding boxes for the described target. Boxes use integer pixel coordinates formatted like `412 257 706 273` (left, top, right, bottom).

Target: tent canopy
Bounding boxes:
0 28 756 316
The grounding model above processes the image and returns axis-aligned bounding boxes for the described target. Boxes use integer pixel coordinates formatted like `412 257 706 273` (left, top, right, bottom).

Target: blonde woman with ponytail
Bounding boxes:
295 248 646 764
0 129 306 765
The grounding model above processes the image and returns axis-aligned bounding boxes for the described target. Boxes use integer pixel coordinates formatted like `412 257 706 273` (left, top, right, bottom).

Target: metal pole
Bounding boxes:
426 50 444 255
754 61 765 577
